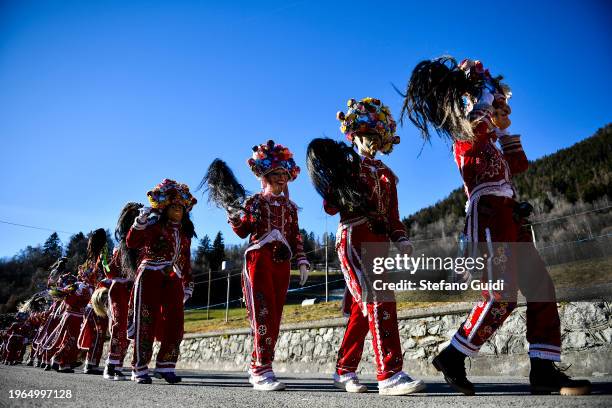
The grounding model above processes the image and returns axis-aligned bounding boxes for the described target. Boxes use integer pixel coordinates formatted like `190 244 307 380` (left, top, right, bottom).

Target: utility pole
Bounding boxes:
223 261 230 323
206 265 212 320
325 215 329 303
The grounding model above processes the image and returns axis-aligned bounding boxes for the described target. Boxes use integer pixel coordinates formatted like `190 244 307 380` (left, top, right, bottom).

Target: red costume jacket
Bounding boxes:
231 193 308 266
6 321 28 339
324 156 409 243
453 114 528 201
126 220 194 298
62 283 92 313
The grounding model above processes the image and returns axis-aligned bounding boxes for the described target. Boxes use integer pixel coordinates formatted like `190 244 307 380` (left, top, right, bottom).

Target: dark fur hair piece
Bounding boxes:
47 257 67 283
115 202 143 242
399 56 476 142
115 202 143 279
199 159 248 218
18 291 50 314
87 228 107 262
48 257 67 273
306 138 367 213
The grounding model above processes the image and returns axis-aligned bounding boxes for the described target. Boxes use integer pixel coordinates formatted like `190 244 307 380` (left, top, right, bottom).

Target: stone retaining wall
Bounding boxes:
110 301 612 377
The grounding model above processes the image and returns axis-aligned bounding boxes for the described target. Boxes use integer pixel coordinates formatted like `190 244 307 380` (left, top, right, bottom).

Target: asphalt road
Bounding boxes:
1 365 611 408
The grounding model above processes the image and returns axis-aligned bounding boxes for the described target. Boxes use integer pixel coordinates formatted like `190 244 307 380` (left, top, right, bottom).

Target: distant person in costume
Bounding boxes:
3 311 30 365
102 202 143 381
77 228 110 375
45 273 92 373
306 98 425 395
203 140 310 391
36 259 69 369
126 179 196 384
19 292 49 366
402 56 591 396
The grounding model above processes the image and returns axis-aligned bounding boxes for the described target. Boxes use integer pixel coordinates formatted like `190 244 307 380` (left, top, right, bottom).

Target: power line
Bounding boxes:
0 220 75 235
3 204 610 251
527 205 612 226
409 205 612 243
536 232 611 250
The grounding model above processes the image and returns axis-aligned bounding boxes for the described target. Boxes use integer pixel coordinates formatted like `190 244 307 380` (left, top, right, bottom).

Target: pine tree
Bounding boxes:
209 232 226 271
194 235 212 271
300 228 315 255
42 232 62 260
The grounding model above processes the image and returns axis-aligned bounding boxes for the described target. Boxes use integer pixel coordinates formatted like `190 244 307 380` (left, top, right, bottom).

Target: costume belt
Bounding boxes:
138 260 182 279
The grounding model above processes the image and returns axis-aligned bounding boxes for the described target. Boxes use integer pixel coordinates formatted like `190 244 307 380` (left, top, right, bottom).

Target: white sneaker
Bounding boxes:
248 372 286 391
378 371 426 396
333 373 367 393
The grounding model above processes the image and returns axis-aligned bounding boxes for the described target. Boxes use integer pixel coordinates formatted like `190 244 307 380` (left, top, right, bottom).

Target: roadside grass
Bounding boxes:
184 256 611 334
548 256 612 287
184 300 440 334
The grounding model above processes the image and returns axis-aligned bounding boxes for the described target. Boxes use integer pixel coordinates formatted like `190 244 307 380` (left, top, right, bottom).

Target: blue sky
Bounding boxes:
1 0 610 257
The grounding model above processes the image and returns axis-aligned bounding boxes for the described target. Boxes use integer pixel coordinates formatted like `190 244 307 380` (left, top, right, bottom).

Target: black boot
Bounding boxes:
154 371 182 384
432 345 475 396
83 363 103 375
104 364 127 381
530 358 591 395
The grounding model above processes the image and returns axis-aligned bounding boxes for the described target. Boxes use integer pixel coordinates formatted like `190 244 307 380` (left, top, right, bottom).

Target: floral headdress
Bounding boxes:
336 97 400 154
48 273 77 298
147 179 197 212
248 140 300 181
459 59 511 101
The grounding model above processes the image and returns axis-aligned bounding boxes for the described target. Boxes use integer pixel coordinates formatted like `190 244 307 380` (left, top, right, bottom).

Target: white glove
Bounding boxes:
183 294 190 304
299 264 309 286
396 239 414 256
136 207 153 224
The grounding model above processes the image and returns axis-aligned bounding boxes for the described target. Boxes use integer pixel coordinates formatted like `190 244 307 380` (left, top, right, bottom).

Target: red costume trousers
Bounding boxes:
78 308 108 366
335 220 404 381
35 304 61 363
128 268 184 377
107 281 131 366
5 335 24 363
451 195 561 361
48 311 84 369
39 313 62 364
242 244 290 377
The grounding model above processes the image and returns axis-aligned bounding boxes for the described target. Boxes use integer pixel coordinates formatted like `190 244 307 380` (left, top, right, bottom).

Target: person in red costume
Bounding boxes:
402 56 591 396
203 141 310 391
77 228 110 375
34 258 67 369
102 202 143 381
306 98 425 396
3 312 29 365
0 329 7 364
126 179 197 385
45 273 92 373
37 301 65 370
18 293 49 366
